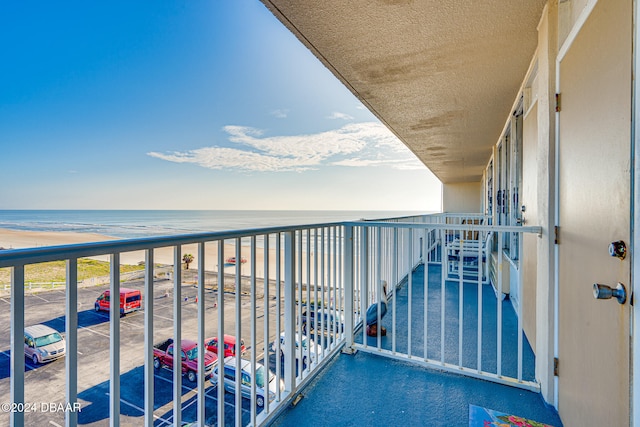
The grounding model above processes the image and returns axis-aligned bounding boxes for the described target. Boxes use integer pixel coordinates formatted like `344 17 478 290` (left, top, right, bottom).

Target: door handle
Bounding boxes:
593 282 627 304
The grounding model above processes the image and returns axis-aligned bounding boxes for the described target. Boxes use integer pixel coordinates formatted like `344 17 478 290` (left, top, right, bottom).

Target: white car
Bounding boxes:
24 324 66 364
271 332 322 366
210 357 284 408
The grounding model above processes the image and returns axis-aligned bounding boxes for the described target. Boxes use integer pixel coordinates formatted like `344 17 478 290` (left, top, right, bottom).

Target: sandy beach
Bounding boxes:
0 228 278 280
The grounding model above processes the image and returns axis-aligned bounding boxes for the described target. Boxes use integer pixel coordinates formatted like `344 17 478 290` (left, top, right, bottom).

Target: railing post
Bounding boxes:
234 240 242 421
10 265 25 427
144 249 154 427
263 233 271 412
249 236 257 426
216 240 225 424
517 229 524 381
109 253 120 427
360 227 369 346
342 225 355 354
196 242 206 425
172 246 182 427
66 258 78 427
283 231 296 393
392 227 398 353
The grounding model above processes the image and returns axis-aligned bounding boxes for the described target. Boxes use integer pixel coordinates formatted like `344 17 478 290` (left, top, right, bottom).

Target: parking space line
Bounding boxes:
153 372 201 393
153 303 175 311
105 393 172 427
49 421 62 427
120 319 144 329
152 373 223 415
1 351 38 370
0 298 11 305
93 312 109 321
205 386 252 414
153 313 174 322
78 325 110 339
31 294 50 303
36 311 135 338
153 373 251 415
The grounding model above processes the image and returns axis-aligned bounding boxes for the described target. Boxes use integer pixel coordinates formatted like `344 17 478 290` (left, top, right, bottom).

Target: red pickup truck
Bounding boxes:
153 338 217 382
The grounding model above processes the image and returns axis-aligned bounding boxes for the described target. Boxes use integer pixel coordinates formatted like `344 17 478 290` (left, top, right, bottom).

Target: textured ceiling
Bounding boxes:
260 0 546 183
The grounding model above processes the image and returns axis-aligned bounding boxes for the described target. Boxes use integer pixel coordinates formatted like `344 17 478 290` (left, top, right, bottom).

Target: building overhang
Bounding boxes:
260 0 546 184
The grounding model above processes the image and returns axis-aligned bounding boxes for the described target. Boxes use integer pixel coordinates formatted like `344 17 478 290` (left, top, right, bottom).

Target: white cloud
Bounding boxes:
148 122 424 172
270 109 289 119
327 111 354 120
332 157 424 170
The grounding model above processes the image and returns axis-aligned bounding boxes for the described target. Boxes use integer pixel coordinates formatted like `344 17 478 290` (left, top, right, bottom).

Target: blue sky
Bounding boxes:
0 1 441 211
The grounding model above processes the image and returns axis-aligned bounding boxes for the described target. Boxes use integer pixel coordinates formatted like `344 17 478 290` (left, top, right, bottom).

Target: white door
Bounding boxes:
557 1 632 425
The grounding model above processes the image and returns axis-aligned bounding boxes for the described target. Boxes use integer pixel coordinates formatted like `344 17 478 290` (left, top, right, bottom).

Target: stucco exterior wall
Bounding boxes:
534 3 558 405
442 182 482 213
522 102 539 353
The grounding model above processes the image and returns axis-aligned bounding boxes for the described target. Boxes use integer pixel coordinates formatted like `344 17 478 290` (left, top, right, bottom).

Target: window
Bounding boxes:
493 101 524 262
486 161 493 216
242 373 251 386
34 333 62 347
223 367 235 381
509 108 523 260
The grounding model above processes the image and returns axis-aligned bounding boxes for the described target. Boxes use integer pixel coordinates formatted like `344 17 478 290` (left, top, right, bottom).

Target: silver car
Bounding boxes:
210 356 284 408
24 324 66 364
271 332 322 366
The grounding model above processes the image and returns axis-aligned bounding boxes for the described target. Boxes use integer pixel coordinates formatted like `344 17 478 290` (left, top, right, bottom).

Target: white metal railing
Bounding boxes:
0 213 541 427
343 217 542 391
0 224 347 427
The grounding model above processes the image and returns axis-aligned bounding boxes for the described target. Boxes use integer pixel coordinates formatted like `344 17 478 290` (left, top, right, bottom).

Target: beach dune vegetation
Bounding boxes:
0 259 145 287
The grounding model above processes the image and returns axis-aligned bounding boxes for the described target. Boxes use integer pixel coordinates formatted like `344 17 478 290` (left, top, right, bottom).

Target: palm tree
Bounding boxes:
182 253 194 270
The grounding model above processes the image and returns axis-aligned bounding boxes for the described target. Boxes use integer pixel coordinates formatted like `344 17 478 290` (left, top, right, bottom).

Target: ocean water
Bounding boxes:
0 210 428 239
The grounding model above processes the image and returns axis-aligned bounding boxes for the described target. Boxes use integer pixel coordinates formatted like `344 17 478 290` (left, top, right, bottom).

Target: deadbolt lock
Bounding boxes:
609 240 626 260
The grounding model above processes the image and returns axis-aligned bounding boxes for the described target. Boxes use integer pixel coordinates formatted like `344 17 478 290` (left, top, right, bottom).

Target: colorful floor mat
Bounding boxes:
469 404 556 427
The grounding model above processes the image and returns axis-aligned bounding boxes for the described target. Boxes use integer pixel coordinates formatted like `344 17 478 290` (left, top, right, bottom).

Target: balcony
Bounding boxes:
0 214 562 426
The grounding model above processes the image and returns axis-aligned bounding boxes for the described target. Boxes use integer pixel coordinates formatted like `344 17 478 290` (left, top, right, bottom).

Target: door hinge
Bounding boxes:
554 226 560 244
554 357 559 376
555 93 561 112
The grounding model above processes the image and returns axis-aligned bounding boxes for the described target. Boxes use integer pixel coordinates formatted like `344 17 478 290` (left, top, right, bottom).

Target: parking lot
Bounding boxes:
0 275 284 426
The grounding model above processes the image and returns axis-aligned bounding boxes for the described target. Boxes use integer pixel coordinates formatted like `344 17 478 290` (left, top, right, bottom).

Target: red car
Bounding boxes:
225 257 247 265
153 338 217 382
205 334 246 357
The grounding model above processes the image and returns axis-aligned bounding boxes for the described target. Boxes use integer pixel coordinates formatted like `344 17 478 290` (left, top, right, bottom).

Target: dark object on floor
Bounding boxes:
367 324 386 336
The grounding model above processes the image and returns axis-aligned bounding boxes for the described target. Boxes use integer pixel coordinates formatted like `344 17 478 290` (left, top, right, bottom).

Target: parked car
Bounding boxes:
205 334 246 357
24 324 66 364
225 257 247 265
153 338 217 382
210 356 284 408
271 332 321 366
299 307 344 334
95 288 142 316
